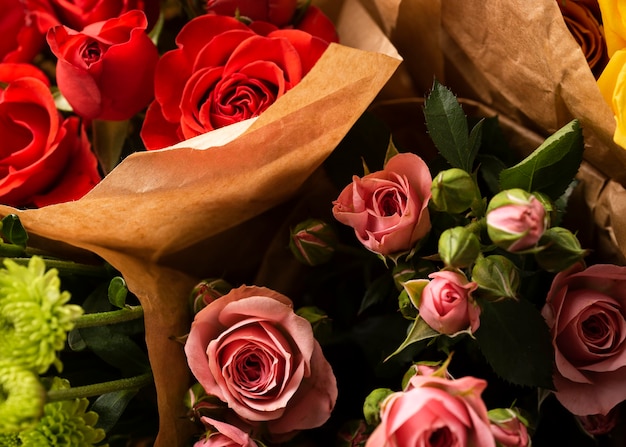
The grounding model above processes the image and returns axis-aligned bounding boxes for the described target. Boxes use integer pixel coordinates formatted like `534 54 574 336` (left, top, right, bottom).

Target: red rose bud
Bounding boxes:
431 168 480 214
438 226 481 269
534 226 589 273
471 255 520 301
486 189 548 252
189 278 232 314
289 219 338 266
363 388 395 426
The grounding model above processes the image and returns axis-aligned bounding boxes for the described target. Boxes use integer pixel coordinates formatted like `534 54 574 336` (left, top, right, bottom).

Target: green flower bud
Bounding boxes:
0 366 45 435
19 377 106 447
336 419 370 447
438 226 481 268
534 227 589 272
363 388 395 426
189 278 232 314
471 255 520 301
289 219 338 266
0 257 83 374
486 189 548 252
431 168 479 214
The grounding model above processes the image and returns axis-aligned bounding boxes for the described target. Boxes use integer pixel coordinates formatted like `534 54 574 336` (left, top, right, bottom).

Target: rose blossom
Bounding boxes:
541 263 626 416
0 63 100 207
141 14 331 150
184 285 337 437
488 409 529 447
195 417 258 447
46 10 159 121
365 374 495 447
332 153 432 257
0 0 45 63
405 270 480 335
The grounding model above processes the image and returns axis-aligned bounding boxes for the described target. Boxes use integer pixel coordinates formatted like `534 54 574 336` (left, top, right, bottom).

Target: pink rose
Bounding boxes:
366 375 495 447
541 263 626 415
332 153 432 257
486 189 547 252
195 417 258 447
488 409 530 447
405 270 480 335
184 285 337 437
46 10 159 121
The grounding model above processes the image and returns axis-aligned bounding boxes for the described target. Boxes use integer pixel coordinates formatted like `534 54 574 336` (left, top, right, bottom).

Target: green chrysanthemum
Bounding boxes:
0 366 45 435
0 433 21 446
19 378 107 447
0 257 83 374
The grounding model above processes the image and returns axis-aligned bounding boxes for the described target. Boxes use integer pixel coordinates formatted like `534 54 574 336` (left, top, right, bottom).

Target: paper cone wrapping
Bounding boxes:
0 1 401 445
365 0 626 263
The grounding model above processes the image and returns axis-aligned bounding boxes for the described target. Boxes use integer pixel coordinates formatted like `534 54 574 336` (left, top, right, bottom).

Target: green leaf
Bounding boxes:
467 118 484 170
108 276 128 309
423 80 471 171
358 274 395 315
92 389 138 433
1 214 28 247
383 137 401 166
499 120 584 200
475 298 554 389
384 317 439 362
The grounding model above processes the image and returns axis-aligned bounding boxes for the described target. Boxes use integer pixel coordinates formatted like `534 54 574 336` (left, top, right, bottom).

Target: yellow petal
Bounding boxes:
598 0 626 57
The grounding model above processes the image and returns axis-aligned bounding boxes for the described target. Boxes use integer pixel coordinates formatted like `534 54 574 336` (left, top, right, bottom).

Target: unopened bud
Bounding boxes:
486 189 548 252
336 419 370 447
363 388 394 426
471 255 520 301
431 168 479 214
184 382 227 421
438 226 481 268
289 219 338 266
189 278 232 314
534 227 588 272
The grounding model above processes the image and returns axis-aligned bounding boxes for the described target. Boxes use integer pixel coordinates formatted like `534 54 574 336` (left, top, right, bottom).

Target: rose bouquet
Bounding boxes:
2 0 626 446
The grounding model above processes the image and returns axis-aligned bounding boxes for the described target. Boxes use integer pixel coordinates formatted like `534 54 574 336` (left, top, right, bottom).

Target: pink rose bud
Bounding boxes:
189 278 232 314
488 408 530 447
289 219 337 266
431 168 480 214
486 189 548 252
404 270 481 335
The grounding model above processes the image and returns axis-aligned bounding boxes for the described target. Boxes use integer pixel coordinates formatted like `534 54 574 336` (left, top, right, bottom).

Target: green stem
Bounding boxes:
73 305 144 329
46 372 153 402
0 256 110 277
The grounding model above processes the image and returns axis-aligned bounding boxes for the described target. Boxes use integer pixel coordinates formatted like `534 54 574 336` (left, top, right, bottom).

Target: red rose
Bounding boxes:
0 0 45 63
46 10 159 121
140 14 330 150
293 6 339 45
25 0 160 33
332 152 432 257
0 65 101 207
184 285 337 437
206 0 298 27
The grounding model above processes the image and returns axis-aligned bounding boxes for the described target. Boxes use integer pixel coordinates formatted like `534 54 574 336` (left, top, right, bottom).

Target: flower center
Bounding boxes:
429 426 455 446
81 41 103 66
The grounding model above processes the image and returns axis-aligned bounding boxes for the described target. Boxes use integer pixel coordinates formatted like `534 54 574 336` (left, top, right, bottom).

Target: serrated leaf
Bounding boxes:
424 80 471 171
108 276 128 309
384 317 439 361
499 120 583 200
1 214 28 247
475 298 554 389
92 389 138 432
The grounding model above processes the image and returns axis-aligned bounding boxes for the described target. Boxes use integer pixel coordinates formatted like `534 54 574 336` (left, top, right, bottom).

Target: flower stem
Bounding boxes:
73 305 144 329
46 372 153 402
0 255 111 277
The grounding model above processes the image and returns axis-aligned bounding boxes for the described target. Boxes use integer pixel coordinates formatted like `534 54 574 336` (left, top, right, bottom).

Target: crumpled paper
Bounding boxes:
0 0 401 445
365 0 626 263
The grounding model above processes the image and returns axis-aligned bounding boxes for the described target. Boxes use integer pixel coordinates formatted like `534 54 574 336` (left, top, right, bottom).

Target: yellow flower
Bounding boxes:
598 49 626 149
598 0 626 57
